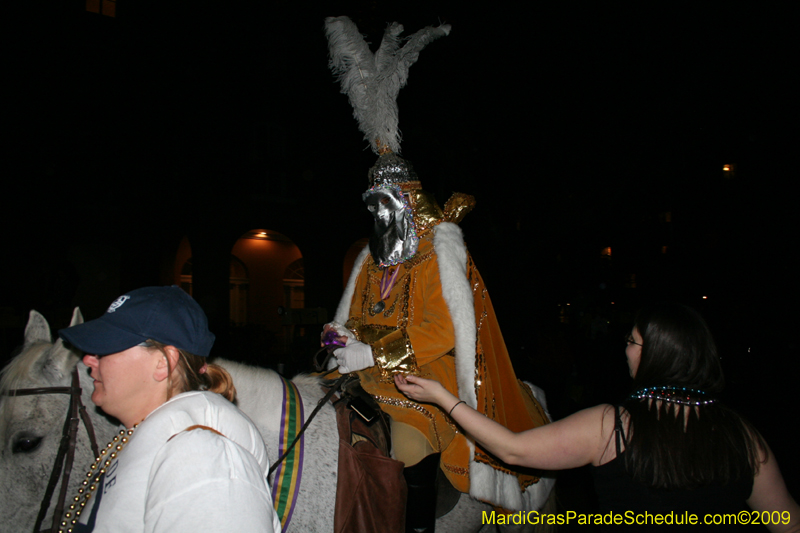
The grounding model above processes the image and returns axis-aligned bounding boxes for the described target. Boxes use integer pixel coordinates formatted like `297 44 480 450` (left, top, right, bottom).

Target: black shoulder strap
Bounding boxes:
614 405 626 455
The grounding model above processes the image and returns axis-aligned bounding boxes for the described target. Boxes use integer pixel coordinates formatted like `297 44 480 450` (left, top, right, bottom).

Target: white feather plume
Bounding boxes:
325 16 450 155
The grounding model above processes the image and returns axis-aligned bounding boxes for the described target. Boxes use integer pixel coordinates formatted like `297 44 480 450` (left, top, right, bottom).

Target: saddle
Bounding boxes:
321 376 407 533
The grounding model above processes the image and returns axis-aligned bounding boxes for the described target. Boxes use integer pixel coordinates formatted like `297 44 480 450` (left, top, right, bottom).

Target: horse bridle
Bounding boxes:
5 366 100 533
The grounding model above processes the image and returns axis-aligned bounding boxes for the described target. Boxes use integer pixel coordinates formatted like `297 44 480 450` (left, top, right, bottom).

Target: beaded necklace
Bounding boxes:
58 424 138 533
629 385 717 406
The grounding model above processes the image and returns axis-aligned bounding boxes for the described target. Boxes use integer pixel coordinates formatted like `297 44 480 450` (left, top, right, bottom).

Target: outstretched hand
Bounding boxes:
394 374 454 407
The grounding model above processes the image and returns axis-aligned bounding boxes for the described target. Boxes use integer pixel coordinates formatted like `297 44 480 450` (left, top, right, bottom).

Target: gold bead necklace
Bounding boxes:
58 424 138 533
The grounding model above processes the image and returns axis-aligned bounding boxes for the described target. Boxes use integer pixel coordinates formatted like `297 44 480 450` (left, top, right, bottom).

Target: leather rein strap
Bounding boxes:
5 366 100 533
268 375 346 477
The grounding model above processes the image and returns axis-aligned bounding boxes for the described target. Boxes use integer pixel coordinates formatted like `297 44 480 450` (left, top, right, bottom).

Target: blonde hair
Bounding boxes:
142 340 236 403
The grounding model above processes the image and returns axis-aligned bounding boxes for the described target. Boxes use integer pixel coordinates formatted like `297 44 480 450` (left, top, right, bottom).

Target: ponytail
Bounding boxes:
143 340 237 403
204 364 236 402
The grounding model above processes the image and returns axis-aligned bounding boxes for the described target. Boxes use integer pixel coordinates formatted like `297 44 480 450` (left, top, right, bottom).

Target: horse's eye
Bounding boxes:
13 436 43 454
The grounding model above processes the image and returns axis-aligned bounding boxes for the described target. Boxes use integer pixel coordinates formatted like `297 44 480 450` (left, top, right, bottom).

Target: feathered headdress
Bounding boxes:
325 16 450 186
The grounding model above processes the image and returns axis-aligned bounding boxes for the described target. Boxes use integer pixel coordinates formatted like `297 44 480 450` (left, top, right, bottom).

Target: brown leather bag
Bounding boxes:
333 396 407 533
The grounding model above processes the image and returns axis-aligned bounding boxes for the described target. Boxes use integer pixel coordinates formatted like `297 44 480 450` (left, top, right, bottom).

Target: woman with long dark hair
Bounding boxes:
396 302 798 531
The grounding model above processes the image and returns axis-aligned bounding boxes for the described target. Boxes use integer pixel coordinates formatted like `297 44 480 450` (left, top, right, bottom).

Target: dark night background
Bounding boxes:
2 0 797 524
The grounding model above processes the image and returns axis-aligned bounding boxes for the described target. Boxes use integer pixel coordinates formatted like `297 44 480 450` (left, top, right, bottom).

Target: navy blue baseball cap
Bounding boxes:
59 286 215 357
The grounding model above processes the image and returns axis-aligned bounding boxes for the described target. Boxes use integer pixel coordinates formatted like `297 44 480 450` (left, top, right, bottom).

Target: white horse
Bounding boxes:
1 309 554 533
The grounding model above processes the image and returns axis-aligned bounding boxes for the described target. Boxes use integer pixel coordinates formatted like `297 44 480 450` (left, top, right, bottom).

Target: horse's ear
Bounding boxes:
70 307 84 326
22 310 78 383
24 310 52 347
43 335 81 384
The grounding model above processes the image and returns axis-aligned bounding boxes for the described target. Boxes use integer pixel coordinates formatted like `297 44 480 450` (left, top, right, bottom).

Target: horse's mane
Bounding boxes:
290 373 323 389
0 343 52 396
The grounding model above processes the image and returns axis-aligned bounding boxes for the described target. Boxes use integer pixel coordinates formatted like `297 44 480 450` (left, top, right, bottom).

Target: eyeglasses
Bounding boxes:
625 335 642 346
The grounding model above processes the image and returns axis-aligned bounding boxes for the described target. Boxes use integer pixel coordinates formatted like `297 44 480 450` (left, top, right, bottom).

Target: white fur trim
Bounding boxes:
432 223 478 409
436 223 555 511
334 246 371 325
525 381 552 422
431 223 481 502
470 460 556 512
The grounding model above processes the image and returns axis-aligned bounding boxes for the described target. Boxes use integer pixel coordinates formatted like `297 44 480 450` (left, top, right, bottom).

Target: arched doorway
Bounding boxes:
230 228 303 335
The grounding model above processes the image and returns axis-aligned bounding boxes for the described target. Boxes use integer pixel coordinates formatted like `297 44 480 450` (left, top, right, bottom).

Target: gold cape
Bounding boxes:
329 217 553 511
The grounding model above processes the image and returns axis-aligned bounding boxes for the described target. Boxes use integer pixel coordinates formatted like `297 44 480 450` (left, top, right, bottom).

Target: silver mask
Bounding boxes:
363 186 419 267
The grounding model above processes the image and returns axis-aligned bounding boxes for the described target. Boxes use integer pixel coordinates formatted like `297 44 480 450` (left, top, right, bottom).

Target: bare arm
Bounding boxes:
747 441 800 533
395 374 615 469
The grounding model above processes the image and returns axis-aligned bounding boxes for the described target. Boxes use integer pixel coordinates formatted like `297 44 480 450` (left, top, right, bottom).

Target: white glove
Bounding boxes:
334 339 375 374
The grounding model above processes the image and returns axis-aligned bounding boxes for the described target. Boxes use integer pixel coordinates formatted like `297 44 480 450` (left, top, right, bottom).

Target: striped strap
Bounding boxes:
271 376 305 530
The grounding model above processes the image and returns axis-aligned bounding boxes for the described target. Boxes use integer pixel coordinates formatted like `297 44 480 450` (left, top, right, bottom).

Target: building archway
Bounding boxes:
230 229 303 334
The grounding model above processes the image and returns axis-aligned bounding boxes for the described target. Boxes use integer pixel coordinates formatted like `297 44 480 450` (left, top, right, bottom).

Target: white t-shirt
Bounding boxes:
74 391 281 533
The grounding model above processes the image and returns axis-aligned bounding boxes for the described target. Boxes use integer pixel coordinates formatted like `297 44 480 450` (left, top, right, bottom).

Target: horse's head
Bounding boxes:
0 309 118 533
1 308 81 393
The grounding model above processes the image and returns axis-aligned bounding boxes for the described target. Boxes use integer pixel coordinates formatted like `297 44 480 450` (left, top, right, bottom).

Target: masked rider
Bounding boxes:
323 17 554 532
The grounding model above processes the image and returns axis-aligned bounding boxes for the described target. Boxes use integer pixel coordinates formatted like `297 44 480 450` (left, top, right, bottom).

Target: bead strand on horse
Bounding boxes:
1 310 554 533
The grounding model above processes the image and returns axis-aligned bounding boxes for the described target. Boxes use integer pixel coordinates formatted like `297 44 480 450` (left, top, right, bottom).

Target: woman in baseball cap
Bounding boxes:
58 286 280 533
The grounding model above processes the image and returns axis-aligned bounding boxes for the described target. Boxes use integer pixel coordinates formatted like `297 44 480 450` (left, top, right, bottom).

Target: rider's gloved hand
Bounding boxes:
334 339 375 373
320 322 354 346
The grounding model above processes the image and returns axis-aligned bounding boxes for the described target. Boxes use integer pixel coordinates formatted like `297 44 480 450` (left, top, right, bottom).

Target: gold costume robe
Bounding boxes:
329 217 553 512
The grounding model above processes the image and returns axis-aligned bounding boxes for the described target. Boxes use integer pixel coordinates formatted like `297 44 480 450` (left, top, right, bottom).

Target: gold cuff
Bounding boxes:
345 320 420 381
345 319 395 344
373 329 420 381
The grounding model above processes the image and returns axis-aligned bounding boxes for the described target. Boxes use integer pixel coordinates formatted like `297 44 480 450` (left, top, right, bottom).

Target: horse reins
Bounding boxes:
267 345 350 477
5 366 100 533
268 374 346 476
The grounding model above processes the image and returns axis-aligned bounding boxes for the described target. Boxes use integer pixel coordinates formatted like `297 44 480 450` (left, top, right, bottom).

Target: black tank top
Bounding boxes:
591 406 753 531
